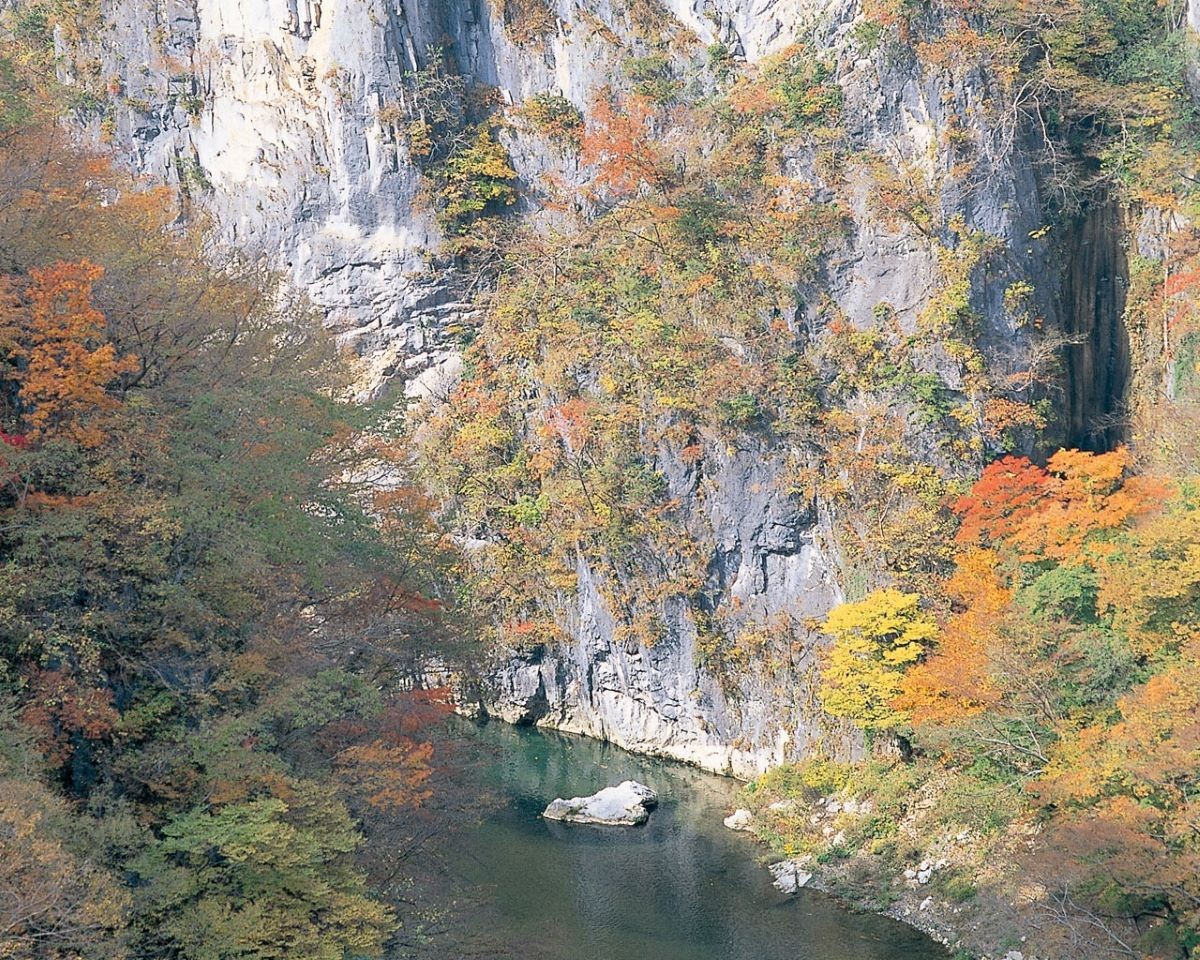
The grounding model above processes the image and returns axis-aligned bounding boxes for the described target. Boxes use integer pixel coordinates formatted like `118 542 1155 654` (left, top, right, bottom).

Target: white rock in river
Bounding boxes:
542 780 658 826
769 858 813 894
723 808 754 831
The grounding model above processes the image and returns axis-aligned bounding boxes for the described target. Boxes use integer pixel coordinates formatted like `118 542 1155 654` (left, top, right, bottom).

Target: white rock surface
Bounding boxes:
542 780 658 826
769 858 814 894
723 808 754 831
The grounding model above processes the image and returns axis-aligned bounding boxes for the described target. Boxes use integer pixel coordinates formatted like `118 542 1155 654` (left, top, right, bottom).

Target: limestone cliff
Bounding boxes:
69 0 1140 776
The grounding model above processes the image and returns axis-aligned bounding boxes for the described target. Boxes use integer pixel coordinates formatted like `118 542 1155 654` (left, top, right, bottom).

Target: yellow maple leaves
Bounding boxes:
820 588 939 730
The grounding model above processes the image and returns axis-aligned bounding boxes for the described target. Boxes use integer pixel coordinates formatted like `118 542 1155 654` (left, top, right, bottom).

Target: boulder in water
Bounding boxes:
542 780 658 826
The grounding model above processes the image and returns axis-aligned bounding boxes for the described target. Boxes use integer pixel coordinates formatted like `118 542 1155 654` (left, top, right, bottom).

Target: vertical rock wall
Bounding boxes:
1060 199 1131 452
73 0 1125 775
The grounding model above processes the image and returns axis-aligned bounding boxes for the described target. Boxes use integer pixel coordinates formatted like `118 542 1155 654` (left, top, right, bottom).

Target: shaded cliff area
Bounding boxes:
1061 197 1132 452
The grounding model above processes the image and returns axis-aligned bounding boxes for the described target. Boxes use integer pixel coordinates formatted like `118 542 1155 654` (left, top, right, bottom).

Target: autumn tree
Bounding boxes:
438 126 517 235
0 45 467 960
953 455 1051 546
896 549 1008 727
130 786 394 960
1032 649 1200 958
820 588 939 732
580 93 672 197
1010 448 1167 562
0 706 131 960
0 260 137 447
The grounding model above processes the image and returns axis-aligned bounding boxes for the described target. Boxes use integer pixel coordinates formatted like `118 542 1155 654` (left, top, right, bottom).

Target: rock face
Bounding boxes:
471 6 1065 776
75 0 1133 775
85 0 463 397
485 439 846 778
542 780 658 826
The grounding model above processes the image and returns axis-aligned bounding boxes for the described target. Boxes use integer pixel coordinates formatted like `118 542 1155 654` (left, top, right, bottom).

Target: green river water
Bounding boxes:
432 721 948 960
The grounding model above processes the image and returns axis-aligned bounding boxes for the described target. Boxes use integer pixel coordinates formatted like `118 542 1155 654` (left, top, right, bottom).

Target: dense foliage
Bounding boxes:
0 16 467 959
723 4 1200 957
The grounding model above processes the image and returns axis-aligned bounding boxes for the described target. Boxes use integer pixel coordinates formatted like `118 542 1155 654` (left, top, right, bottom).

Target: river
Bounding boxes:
423 720 948 960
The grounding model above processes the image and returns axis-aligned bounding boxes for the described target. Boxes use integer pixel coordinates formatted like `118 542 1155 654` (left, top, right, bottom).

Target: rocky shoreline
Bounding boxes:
718 789 1038 960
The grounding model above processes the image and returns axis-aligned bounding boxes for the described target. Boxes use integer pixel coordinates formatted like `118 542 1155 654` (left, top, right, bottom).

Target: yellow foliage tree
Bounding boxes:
820 588 939 731
0 774 130 959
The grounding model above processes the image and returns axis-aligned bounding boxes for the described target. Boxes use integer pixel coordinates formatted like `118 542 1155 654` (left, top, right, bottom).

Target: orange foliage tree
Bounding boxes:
902 448 1174 746
952 454 1051 546
896 548 1009 726
580 94 671 198
0 260 137 448
1032 649 1200 951
19 668 120 766
954 448 1166 562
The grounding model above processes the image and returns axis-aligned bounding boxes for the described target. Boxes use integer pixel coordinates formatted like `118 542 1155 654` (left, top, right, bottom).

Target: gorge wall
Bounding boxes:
72 0 1143 776
1061 197 1131 453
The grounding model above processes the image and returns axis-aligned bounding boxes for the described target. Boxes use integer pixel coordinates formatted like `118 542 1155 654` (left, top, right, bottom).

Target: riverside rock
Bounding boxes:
723 808 754 831
542 780 658 826
769 858 814 894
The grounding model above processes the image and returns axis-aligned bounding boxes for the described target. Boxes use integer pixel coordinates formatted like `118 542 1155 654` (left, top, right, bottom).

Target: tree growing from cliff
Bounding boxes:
438 126 517 236
580 93 672 197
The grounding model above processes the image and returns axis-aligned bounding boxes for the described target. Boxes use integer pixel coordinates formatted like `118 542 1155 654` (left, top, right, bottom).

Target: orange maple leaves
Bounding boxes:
580 95 670 197
0 260 137 448
954 447 1167 562
897 548 1009 726
901 448 1171 727
20 668 120 766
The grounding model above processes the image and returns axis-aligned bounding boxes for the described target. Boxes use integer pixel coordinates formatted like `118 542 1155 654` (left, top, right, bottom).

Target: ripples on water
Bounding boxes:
425 721 948 960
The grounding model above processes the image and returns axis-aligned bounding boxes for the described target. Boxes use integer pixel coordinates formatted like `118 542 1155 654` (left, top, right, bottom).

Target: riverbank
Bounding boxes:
722 760 1041 960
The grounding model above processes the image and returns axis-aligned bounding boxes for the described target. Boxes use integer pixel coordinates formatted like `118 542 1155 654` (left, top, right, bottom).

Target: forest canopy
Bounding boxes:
0 22 467 960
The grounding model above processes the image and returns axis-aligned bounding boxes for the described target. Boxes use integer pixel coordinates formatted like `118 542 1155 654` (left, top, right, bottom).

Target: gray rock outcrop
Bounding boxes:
542 780 658 826
769 858 814 894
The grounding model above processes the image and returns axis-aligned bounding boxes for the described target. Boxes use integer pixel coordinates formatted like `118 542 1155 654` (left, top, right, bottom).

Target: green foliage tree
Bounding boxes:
131 788 393 960
438 126 517 235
